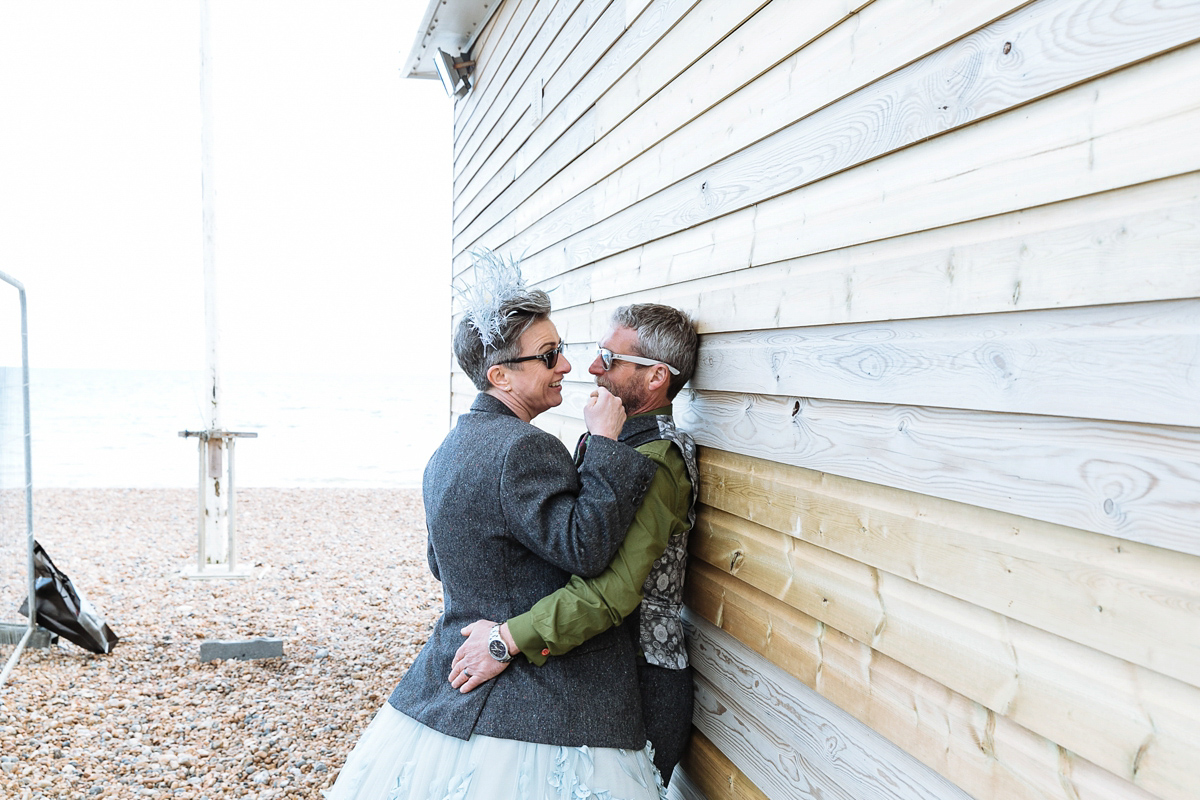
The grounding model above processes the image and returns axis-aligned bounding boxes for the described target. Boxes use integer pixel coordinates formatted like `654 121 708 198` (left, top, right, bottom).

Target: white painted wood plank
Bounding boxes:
465 0 1199 270
454 0 771 251
458 106 599 244
693 298 1200 427
507 22 1200 286
454 0 702 235
548 173 1200 343
453 0 588 165
455 0 790 241
455 0 854 258
452 0 544 158
663 767 708 800
625 0 653 29
451 0 522 145
677 389 1200 555
457 0 1018 257
530 408 586 449
461 0 1026 253
450 388 474 417
742 38 1200 277
453 0 602 190
454 0 626 218
686 612 973 800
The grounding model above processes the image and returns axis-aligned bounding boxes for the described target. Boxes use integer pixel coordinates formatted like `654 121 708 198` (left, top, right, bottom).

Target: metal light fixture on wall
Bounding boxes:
434 49 474 98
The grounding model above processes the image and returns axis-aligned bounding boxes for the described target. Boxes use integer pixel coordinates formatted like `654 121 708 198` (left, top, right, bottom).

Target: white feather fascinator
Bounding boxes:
456 248 529 353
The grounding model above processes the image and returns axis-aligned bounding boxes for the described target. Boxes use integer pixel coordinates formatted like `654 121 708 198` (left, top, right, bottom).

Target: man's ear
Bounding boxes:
487 364 511 391
646 364 671 393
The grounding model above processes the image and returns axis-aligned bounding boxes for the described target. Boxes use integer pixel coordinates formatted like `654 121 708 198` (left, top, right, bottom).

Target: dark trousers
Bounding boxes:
638 659 694 785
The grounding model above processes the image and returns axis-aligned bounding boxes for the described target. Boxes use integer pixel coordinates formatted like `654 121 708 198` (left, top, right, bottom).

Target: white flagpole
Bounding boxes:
180 0 254 579
201 0 229 569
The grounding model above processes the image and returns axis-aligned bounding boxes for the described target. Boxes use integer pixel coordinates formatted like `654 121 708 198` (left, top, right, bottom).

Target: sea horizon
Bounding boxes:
0 366 449 490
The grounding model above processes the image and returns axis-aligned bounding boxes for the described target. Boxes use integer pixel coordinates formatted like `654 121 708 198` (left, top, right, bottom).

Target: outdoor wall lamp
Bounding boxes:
435 49 475 98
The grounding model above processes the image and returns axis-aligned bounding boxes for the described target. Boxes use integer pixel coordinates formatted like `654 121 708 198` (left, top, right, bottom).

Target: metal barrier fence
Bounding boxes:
0 270 36 689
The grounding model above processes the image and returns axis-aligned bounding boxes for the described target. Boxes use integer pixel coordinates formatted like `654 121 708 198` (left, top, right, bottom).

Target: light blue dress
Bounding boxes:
325 703 667 800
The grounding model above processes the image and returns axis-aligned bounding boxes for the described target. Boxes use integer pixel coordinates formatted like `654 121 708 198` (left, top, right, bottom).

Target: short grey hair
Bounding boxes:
611 303 698 400
455 289 552 390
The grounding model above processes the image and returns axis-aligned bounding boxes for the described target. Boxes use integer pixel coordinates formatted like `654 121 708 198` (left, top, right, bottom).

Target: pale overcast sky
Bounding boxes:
0 0 451 378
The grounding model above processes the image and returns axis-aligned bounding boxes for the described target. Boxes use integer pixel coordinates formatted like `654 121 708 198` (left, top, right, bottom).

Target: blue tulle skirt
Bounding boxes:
325 703 667 800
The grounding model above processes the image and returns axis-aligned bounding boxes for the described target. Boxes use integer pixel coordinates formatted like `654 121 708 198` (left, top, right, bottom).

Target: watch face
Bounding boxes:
488 638 508 661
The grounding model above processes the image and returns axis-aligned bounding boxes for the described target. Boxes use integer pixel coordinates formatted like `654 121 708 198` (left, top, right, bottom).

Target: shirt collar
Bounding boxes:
629 404 672 420
618 404 673 445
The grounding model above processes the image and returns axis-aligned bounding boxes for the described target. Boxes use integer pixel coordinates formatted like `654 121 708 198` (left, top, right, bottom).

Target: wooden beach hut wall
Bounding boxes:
404 1 1200 799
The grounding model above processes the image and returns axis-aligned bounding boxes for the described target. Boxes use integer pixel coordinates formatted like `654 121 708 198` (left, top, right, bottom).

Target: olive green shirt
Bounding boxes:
507 408 692 666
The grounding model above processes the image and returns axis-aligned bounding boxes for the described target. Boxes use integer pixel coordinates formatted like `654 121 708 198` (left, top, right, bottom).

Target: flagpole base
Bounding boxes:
179 563 254 580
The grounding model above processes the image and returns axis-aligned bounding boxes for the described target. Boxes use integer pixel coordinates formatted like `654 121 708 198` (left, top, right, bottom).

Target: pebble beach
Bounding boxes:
0 488 442 800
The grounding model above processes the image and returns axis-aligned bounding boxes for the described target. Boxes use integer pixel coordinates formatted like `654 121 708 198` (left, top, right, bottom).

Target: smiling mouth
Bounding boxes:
549 381 562 388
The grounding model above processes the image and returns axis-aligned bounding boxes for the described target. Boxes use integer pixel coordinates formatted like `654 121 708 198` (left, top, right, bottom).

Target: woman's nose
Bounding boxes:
557 353 572 375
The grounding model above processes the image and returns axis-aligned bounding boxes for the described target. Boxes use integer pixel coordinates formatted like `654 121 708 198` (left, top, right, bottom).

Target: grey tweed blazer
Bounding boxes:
389 392 659 748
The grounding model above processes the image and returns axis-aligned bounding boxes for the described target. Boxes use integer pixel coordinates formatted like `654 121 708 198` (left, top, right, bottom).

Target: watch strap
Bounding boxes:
488 624 512 662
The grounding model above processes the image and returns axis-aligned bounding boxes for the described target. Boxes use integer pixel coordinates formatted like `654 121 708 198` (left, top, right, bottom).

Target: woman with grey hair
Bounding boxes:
327 255 666 800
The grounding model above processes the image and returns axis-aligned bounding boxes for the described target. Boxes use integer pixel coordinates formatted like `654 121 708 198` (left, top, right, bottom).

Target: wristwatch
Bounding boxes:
488 624 512 663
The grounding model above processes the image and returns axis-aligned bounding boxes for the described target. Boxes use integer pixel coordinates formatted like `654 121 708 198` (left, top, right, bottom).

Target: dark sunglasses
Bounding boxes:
596 346 680 375
501 342 565 370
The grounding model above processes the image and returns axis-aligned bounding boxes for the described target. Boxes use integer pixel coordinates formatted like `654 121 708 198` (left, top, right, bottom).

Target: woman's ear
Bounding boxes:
487 363 511 392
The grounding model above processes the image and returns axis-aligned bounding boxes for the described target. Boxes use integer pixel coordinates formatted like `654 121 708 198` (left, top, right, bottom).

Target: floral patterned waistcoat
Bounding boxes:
617 414 698 670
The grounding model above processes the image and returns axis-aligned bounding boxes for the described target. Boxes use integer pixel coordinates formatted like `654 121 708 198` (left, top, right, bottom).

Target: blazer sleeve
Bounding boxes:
499 430 657 578
506 441 688 664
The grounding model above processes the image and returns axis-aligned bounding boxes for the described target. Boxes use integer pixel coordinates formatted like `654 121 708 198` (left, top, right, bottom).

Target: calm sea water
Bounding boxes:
0 368 449 488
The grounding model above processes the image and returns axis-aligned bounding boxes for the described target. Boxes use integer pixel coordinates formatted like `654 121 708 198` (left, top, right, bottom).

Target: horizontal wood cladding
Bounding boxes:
455 0 1025 250
442 2 1200 800
688 506 1200 800
451 0 521 143
686 612 972 800
547 172 1200 341
534 42 1200 289
695 447 1200 690
455 0 776 230
454 0 703 230
677 389 1200 555
458 0 1017 258
530 376 1200 553
690 298 1200 428
450 0 540 152
453 0 605 188
665 766 716 800
452 0 590 161
453 0 625 206
686 562 1158 800
456 0 1200 278
453 0 818 242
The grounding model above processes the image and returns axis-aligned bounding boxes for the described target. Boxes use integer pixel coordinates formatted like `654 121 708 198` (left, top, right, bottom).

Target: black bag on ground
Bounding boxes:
18 540 119 654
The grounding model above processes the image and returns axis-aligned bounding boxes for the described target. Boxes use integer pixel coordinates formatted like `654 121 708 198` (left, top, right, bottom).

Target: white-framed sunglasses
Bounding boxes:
596 346 679 375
